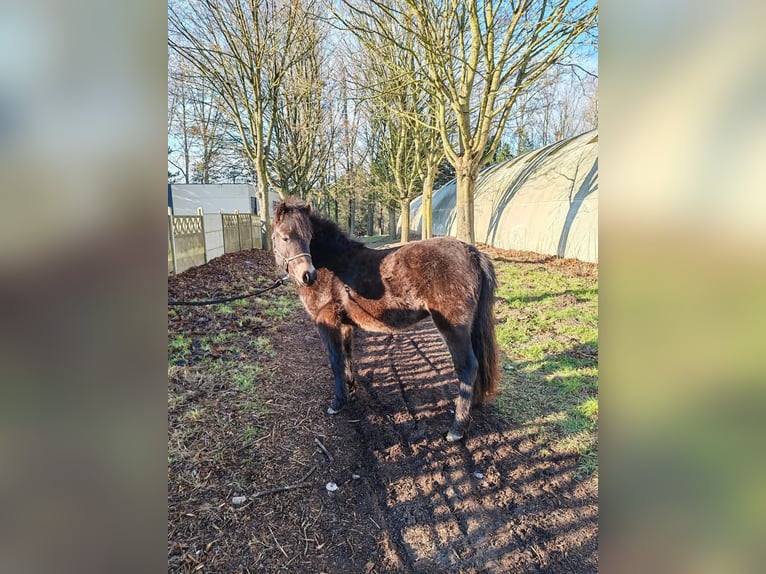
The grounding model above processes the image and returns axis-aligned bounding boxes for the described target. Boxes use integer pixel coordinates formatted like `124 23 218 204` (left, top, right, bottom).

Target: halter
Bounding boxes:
273 243 313 272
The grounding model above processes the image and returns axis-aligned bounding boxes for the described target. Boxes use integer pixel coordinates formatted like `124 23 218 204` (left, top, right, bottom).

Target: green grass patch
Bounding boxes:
196 356 228 379
261 294 303 321
168 334 192 365
577 449 599 477
250 336 277 358
238 314 266 329
232 364 265 392
211 332 237 345
240 422 269 445
242 425 259 443
216 304 235 314
241 399 271 418
491 254 598 477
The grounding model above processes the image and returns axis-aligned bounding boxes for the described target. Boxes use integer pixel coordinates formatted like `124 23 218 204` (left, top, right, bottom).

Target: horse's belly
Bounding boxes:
345 300 428 332
382 308 430 329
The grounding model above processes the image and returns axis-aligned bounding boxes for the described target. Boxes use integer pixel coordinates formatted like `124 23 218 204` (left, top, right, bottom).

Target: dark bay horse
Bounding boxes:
271 198 499 441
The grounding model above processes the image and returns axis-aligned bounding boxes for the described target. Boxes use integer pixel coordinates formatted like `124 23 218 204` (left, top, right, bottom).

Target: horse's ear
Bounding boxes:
303 202 312 215
274 200 286 221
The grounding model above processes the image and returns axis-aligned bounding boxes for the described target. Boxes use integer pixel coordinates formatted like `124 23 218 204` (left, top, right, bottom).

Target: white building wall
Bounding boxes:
169 184 283 218
170 184 255 215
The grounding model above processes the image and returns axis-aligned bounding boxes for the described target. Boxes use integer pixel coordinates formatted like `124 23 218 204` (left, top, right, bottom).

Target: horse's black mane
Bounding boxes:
276 198 366 260
309 212 365 252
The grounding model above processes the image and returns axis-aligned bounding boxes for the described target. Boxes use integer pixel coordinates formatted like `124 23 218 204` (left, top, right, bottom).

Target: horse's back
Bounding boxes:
381 237 483 324
386 237 480 282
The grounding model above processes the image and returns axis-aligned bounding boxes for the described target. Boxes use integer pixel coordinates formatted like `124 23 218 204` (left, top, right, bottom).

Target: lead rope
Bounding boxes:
168 275 289 306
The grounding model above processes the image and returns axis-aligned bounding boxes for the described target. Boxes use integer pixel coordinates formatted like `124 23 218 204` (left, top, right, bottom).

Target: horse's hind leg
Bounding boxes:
433 317 478 441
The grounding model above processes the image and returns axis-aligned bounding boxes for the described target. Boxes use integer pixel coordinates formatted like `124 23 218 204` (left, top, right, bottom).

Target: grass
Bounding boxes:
232 364 264 392
238 314 266 329
182 406 206 422
168 334 192 365
260 293 303 321
491 255 598 477
167 282 292 454
250 336 276 358
240 421 270 445
212 332 237 345
168 351 275 474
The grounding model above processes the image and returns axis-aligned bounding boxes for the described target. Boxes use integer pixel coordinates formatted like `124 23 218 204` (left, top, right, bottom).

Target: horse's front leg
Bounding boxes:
341 323 356 394
316 312 353 415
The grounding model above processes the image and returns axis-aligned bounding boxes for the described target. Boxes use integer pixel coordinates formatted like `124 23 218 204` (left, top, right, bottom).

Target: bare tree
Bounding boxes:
169 0 325 248
521 64 598 148
188 81 227 184
268 4 334 202
168 57 191 183
320 59 371 234
339 0 597 244
338 4 445 241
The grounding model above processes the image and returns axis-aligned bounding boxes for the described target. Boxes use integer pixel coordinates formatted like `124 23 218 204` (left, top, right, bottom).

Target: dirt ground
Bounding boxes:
168 247 597 573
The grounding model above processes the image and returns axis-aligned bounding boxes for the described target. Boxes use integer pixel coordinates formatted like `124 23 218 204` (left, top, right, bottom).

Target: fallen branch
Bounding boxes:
246 465 317 500
300 464 318 483
314 437 334 462
268 525 289 559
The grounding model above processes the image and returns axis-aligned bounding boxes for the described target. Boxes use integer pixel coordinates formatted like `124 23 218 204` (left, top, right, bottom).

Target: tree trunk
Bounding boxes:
388 200 397 237
400 197 411 243
257 182 271 250
182 130 190 184
422 167 436 240
254 154 271 250
367 202 374 236
378 205 384 236
455 160 476 244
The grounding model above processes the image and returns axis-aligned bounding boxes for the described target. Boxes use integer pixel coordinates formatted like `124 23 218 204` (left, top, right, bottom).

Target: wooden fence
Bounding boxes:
168 209 264 275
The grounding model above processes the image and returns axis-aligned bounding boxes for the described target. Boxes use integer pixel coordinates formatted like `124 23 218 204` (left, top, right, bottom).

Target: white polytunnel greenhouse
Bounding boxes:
408 129 598 263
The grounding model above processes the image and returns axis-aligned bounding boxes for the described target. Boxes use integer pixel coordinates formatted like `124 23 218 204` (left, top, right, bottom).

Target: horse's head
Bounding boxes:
271 198 318 287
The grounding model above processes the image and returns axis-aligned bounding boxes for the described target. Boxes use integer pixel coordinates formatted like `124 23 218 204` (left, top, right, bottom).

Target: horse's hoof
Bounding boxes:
327 398 345 415
446 428 464 442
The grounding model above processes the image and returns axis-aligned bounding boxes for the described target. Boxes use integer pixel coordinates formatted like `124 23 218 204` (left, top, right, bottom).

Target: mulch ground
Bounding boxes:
168 247 597 573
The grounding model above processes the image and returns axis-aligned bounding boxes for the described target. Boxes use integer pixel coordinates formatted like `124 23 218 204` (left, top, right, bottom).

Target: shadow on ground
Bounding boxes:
333 320 598 573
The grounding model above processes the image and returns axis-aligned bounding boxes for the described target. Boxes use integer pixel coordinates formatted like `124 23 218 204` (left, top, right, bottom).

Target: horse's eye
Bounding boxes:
282 237 288 242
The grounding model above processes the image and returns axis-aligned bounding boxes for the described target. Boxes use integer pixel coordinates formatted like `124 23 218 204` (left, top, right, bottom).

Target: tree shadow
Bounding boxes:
556 157 598 258
483 136 579 247
339 319 598 573
498 287 597 306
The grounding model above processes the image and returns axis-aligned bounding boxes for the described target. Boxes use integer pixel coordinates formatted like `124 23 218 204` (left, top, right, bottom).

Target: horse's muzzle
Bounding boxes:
302 268 317 286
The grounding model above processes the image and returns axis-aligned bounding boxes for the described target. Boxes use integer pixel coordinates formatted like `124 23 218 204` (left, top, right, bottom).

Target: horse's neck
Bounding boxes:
311 221 364 271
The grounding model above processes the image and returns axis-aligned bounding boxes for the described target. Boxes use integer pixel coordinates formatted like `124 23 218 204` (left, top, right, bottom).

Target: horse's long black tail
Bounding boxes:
471 251 500 404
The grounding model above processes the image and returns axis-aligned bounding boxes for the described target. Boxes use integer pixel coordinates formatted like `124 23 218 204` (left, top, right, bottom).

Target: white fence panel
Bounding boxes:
168 210 263 276
203 214 224 261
